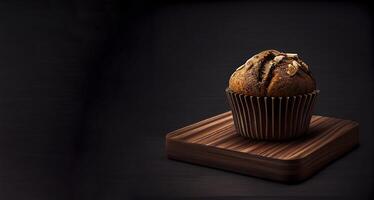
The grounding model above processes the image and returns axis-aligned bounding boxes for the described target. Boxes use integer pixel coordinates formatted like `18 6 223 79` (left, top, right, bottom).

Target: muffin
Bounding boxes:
226 50 319 140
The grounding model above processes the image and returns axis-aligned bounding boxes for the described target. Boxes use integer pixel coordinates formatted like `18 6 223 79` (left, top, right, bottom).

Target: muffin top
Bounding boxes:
228 50 316 97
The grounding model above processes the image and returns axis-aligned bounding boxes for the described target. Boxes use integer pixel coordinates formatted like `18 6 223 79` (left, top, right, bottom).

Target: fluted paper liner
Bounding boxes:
226 88 319 141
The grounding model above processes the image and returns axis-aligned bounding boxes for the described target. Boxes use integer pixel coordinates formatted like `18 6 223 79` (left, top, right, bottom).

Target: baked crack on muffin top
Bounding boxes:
228 50 316 97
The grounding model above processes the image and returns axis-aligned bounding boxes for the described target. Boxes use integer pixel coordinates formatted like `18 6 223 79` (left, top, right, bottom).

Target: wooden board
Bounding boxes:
165 111 359 183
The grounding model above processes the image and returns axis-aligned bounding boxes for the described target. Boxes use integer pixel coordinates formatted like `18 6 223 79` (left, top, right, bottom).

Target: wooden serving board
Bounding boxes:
165 111 359 183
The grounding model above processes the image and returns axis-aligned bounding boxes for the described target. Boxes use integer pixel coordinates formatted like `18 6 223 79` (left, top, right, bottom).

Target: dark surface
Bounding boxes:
0 0 373 200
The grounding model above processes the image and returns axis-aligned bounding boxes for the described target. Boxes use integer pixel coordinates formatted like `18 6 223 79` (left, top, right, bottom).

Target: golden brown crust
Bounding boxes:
228 50 316 97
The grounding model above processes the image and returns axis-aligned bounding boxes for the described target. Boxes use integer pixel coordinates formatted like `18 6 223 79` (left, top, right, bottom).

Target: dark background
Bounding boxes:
0 0 373 199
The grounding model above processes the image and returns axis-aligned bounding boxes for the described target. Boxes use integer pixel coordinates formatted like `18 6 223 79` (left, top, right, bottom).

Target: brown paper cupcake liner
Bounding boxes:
226 88 319 141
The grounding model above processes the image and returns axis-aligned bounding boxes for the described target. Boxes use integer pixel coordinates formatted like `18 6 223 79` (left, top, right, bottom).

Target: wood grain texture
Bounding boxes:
166 111 359 183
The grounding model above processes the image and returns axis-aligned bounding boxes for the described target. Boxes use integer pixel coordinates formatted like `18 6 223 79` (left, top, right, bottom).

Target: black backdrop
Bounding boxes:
0 0 373 199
